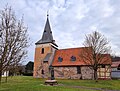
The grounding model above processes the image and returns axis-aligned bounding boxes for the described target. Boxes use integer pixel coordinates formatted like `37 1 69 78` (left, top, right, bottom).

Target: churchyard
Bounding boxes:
0 76 120 91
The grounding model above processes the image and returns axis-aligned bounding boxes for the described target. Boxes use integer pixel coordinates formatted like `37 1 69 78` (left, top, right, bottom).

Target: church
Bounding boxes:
33 15 111 80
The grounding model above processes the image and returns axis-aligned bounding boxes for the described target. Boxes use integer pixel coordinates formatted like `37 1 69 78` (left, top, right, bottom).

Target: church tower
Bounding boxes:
33 14 58 78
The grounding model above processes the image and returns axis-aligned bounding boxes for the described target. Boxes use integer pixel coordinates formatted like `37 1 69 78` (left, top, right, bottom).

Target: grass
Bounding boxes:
0 76 120 91
58 79 120 90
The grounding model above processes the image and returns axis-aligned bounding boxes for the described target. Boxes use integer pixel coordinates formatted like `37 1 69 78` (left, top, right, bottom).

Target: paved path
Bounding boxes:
57 84 120 91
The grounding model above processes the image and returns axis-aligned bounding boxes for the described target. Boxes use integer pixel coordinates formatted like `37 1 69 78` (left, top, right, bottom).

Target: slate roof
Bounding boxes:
112 56 120 62
52 47 111 66
43 53 51 62
35 16 58 47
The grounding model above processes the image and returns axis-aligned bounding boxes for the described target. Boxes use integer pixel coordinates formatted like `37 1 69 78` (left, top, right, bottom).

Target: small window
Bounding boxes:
58 57 63 62
101 64 105 68
43 61 48 63
70 56 76 61
77 66 81 74
41 48 44 54
41 69 44 74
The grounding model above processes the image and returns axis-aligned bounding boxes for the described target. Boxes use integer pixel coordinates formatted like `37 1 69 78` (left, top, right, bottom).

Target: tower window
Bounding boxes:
41 48 44 54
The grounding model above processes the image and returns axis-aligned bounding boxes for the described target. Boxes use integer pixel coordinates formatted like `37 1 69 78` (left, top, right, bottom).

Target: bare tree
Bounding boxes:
0 6 29 82
80 31 111 80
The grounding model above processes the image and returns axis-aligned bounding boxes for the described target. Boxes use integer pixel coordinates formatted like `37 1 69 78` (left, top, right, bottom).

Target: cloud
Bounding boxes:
0 0 120 62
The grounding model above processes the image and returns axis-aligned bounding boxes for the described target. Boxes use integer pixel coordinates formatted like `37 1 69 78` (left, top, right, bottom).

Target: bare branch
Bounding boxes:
0 5 29 82
80 31 111 80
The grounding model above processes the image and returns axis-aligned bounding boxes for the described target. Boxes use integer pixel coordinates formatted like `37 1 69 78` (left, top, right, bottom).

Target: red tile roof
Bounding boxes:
52 47 111 66
112 61 120 68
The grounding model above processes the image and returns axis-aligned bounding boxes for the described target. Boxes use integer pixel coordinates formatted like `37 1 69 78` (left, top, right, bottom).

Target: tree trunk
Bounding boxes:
94 69 98 82
5 70 8 82
0 70 2 83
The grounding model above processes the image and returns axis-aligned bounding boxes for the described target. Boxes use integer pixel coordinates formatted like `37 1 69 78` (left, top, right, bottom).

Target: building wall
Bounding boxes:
111 67 120 79
81 66 93 79
111 71 120 79
33 43 51 78
54 66 111 79
54 66 93 79
33 43 56 78
111 62 120 79
33 43 111 79
97 65 111 79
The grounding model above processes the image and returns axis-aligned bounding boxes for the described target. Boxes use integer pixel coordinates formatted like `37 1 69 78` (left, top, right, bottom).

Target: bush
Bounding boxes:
22 73 33 76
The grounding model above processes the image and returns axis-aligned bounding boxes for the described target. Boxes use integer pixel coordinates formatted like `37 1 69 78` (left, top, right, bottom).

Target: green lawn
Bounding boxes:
0 76 120 91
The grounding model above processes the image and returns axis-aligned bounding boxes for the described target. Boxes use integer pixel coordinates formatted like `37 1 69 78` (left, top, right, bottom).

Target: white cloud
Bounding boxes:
0 0 120 62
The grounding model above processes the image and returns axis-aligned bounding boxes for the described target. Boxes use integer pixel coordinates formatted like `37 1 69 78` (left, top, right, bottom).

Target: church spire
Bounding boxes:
35 14 58 47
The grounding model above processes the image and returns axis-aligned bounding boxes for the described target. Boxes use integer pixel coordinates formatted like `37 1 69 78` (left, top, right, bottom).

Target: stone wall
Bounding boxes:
33 62 49 78
81 66 93 79
33 43 57 78
54 66 93 79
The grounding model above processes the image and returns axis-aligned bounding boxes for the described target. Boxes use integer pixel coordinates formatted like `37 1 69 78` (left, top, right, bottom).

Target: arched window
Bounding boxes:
41 48 44 54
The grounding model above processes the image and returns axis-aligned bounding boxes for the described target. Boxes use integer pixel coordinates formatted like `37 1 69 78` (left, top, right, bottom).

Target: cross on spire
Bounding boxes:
47 10 49 17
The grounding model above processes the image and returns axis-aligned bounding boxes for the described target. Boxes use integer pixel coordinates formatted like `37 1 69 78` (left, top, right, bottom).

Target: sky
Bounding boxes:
0 0 120 64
